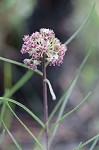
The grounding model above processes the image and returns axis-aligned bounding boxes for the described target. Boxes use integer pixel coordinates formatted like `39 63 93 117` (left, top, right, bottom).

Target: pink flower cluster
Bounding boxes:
21 28 67 70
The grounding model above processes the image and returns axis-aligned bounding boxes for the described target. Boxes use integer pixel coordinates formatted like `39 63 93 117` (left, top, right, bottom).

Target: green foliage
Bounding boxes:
49 44 95 146
0 2 98 150
0 129 5 145
7 103 44 150
89 137 99 150
0 57 42 75
0 97 45 128
2 120 21 150
50 92 91 131
76 134 99 150
65 3 95 45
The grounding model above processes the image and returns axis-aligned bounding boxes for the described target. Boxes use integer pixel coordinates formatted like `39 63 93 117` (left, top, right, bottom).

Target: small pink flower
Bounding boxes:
31 32 40 39
23 59 30 65
21 28 67 70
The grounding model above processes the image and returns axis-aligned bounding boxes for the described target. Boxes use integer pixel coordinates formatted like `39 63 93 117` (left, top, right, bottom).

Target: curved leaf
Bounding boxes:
0 97 45 128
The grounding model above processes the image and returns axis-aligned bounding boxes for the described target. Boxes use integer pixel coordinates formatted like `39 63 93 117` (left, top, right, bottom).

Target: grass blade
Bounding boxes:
0 129 5 145
34 129 44 150
77 134 99 150
65 3 95 45
51 92 91 130
2 120 22 150
0 97 7 121
0 100 3 105
49 45 95 145
0 56 42 76
0 97 45 128
0 70 34 127
89 136 99 150
74 142 82 150
49 75 78 124
7 103 44 150
8 70 34 97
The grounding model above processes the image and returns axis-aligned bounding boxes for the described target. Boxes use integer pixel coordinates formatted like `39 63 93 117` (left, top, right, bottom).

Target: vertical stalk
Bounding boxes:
42 53 49 150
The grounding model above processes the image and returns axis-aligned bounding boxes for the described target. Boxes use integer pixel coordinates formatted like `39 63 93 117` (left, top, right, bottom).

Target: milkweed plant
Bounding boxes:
0 3 99 150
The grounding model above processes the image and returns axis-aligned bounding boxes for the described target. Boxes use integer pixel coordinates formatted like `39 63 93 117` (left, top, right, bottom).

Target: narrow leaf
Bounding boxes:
0 70 34 126
8 70 34 97
0 100 3 105
77 134 99 150
89 137 99 150
0 97 45 128
2 120 22 150
74 142 82 150
7 103 44 150
0 97 8 121
50 92 91 131
49 45 95 145
0 129 5 144
65 3 95 45
34 129 44 150
0 56 42 76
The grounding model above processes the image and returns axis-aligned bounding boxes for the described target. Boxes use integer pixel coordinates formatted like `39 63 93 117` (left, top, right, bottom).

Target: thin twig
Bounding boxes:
42 53 49 150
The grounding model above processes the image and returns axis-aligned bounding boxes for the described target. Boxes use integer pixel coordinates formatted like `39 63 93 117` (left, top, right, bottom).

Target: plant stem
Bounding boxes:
42 53 49 150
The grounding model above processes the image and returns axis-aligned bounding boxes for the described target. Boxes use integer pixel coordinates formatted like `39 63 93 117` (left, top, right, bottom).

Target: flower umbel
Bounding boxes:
21 28 67 70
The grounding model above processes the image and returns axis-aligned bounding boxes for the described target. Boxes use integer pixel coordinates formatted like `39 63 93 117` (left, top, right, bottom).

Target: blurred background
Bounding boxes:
0 0 99 150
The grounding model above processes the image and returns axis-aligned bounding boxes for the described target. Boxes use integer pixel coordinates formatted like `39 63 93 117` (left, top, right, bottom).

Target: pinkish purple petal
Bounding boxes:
21 28 67 70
